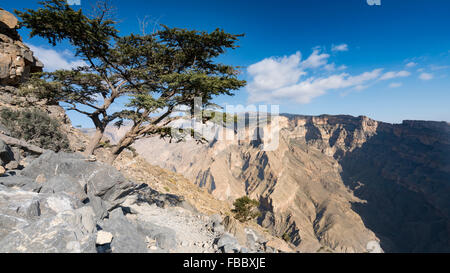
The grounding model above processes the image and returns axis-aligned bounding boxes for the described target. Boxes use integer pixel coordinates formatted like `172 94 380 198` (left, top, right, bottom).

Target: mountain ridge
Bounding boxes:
126 113 449 253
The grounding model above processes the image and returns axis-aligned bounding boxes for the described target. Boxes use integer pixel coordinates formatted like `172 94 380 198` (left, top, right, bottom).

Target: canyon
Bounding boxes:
131 113 450 253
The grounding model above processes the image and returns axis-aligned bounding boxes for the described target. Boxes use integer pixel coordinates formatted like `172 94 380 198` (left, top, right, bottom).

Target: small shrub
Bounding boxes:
231 196 261 223
282 232 291 242
97 140 112 148
0 107 70 152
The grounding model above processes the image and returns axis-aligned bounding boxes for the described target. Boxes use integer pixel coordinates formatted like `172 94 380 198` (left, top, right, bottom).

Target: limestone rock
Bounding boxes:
136 220 177 251
0 8 43 86
96 230 113 245
133 114 450 253
99 208 148 253
0 8 18 29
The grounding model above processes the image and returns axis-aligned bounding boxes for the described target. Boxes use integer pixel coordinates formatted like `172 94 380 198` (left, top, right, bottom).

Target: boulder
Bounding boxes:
0 139 14 166
214 232 241 253
0 210 96 253
98 208 148 253
136 220 177 251
96 230 113 245
21 151 137 209
0 8 18 29
0 184 96 252
39 175 88 203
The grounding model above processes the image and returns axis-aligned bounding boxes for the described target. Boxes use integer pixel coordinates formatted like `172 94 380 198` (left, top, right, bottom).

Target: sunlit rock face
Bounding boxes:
131 113 449 253
0 8 43 86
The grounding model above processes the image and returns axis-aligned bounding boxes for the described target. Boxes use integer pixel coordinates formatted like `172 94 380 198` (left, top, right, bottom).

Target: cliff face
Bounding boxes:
134 114 450 253
0 8 88 155
0 8 43 86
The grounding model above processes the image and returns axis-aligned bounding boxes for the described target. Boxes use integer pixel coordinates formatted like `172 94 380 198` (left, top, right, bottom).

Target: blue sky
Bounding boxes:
3 0 450 127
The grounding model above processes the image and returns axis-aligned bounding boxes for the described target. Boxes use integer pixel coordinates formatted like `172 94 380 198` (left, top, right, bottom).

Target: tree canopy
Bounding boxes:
16 0 246 162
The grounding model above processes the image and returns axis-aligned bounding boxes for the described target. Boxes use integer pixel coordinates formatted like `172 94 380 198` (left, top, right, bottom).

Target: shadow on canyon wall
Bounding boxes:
339 121 450 252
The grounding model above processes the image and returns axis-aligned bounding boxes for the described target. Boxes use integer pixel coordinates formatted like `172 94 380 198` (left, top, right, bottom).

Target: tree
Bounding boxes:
16 0 246 163
231 196 261 223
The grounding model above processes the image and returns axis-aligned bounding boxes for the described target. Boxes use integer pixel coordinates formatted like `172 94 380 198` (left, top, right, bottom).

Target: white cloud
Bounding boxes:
380 70 411 80
270 69 383 103
419 72 433 80
430 64 450 71
389 82 402 88
27 44 87 71
247 48 418 104
324 63 336 71
247 51 305 91
405 62 417 68
247 49 384 104
354 85 369 91
332 44 348 52
300 49 330 69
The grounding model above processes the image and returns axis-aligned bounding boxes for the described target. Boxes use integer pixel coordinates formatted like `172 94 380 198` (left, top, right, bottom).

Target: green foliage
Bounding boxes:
202 110 239 125
97 140 112 148
231 196 261 223
16 0 246 160
0 107 70 152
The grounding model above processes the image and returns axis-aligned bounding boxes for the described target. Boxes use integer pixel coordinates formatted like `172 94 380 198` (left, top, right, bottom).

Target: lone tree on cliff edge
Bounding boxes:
15 0 245 163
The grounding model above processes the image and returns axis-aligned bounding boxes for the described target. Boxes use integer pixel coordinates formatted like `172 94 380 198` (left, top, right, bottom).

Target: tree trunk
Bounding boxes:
106 136 133 165
84 127 104 156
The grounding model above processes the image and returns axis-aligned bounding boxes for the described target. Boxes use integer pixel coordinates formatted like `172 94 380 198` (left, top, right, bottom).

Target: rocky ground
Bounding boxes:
0 149 285 253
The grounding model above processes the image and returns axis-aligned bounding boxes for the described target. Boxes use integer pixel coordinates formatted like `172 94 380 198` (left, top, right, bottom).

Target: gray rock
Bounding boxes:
222 244 239 253
21 151 94 180
135 186 185 208
21 151 137 209
215 233 239 248
99 208 148 253
0 175 34 188
0 213 29 240
0 209 96 253
75 206 96 233
215 232 241 253
40 192 82 215
0 186 42 224
136 220 177 251
213 224 225 233
86 194 109 220
40 175 88 203
240 247 249 253
0 139 14 166
210 214 223 225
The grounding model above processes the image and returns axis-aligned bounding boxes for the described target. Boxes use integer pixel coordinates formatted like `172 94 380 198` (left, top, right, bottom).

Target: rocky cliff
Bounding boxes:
0 8 43 86
135 114 450 253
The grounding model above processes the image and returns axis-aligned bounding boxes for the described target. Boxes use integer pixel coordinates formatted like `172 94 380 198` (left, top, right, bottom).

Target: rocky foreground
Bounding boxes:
0 150 281 253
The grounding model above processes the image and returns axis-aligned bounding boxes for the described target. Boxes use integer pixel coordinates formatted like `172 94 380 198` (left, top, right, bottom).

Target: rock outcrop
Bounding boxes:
0 8 43 86
0 8 88 155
